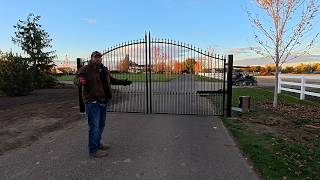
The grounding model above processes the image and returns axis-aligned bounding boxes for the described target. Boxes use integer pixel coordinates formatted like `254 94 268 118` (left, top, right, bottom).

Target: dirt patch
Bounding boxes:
0 87 83 155
232 103 320 147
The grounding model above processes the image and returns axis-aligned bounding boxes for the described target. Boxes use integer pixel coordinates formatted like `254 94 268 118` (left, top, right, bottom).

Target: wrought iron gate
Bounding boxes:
77 33 233 116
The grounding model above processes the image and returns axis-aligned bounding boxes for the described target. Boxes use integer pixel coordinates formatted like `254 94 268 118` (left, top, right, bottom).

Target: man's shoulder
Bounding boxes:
80 63 94 70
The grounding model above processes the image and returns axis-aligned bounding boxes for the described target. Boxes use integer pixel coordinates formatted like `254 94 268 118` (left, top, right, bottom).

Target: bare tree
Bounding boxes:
248 0 319 107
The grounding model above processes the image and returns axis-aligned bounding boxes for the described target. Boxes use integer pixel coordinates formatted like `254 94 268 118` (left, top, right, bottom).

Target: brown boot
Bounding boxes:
90 149 108 158
99 144 110 150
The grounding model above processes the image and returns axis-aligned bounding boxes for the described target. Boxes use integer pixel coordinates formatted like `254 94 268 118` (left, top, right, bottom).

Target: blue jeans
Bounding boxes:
85 101 107 154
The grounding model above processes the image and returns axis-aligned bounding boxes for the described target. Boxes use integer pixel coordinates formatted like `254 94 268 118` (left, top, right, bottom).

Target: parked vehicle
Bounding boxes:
232 67 257 86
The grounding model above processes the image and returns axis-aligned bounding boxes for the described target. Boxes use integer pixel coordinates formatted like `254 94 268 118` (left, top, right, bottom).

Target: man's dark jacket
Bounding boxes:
74 61 126 103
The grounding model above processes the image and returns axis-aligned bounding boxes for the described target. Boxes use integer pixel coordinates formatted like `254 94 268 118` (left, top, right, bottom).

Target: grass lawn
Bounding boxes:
194 75 223 82
223 87 320 179
54 73 178 82
55 75 76 81
111 73 178 82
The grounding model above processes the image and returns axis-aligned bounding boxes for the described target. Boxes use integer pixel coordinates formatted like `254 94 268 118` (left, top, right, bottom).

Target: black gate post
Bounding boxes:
77 58 85 113
226 55 233 117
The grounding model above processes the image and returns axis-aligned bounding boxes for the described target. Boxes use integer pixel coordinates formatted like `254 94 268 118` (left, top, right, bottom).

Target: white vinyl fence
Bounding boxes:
197 73 225 80
278 75 320 100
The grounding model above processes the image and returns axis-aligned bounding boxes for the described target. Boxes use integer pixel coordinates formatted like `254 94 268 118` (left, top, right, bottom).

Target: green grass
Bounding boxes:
111 73 178 82
224 118 320 179
55 75 76 81
232 87 319 107
194 75 223 82
54 73 178 82
223 87 320 179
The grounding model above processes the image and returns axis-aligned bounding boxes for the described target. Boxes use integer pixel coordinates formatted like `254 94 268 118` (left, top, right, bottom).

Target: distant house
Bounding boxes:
129 64 145 73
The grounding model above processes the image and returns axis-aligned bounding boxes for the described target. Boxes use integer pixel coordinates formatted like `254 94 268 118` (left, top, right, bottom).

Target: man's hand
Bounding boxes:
79 77 86 85
123 79 132 86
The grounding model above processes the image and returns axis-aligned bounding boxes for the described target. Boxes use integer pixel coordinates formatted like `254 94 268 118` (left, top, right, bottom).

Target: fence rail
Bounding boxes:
278 75 320 100
197 73 225 80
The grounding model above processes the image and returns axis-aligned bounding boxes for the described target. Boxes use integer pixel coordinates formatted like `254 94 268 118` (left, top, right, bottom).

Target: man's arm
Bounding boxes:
105 67 131 85
73 66 87 86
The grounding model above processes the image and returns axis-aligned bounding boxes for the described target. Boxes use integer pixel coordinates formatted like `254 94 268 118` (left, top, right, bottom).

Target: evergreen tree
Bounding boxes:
12 13 56 88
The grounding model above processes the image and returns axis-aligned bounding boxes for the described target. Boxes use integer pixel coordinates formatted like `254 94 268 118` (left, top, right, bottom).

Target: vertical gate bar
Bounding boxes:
200 48 203 115
128 41 131 112
166 39 169 113
207 51 210 115
217 54 220 115
197 47 199 115
125 41 128 112
222 56 226 116
163 39 166 113
192 44 195 115
116 45 120 112
221 55 224 115
137 40 141 112
171 41 179 112
141 39 144 112
182 42 185 114
226 55 233 117
211 53 214 115
133 40 135 112
177 40 179 114
121 42 125 112
145 33 149 113
213 54 216 115
156 38 159 113
148 32 152 113
160 38 162 112
168 40 171 114
111 46 114 111
188 44 191 114
130 41 133 112
158 38 161 113
77 58 85 113
167 40 169 113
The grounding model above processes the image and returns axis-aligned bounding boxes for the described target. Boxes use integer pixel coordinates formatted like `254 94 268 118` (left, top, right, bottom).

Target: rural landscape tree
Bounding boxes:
118 54 130 73
12 13 56 88
0 53 34 96
248 0 319 107
183 58 197 73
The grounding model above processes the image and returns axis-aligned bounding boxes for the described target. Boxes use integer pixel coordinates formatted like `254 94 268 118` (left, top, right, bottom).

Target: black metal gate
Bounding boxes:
77 33 233 116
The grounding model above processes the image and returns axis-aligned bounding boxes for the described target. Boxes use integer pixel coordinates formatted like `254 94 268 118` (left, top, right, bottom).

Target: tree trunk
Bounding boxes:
273 63 279 107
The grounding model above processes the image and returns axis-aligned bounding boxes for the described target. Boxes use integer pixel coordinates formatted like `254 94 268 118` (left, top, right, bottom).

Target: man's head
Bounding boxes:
91 51 103 64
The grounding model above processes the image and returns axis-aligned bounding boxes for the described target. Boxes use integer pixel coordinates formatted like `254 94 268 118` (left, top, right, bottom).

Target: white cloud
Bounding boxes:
226 47 254 54
234 55 320 66
83 18 97 24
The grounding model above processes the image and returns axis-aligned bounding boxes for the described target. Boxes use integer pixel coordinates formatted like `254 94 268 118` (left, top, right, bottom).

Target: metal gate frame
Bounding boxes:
77 32 233 116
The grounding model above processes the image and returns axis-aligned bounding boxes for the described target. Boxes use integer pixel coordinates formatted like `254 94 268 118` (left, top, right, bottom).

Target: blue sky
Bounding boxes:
0 0 319 65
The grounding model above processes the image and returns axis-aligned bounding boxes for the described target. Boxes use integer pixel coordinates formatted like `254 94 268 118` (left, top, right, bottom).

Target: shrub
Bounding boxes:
0 53 34 96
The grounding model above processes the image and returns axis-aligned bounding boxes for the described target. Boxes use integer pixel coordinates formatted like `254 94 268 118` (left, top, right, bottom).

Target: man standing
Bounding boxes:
74 51 132 158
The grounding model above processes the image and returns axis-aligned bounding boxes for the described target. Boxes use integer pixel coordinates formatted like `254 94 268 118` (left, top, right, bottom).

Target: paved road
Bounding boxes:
110 74 224 115
0 113 259 180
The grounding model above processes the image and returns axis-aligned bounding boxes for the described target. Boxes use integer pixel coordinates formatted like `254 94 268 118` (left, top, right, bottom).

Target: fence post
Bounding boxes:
77 58 85 113
226 55 233 117
300 76 305 100
278 73 282 94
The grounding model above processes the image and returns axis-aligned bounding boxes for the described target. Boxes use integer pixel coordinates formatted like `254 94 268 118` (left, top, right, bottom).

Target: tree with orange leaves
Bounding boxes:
194 62 202 73
316 63 320 72
172 61 183 74
248 0 319 107
118 54 130 73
